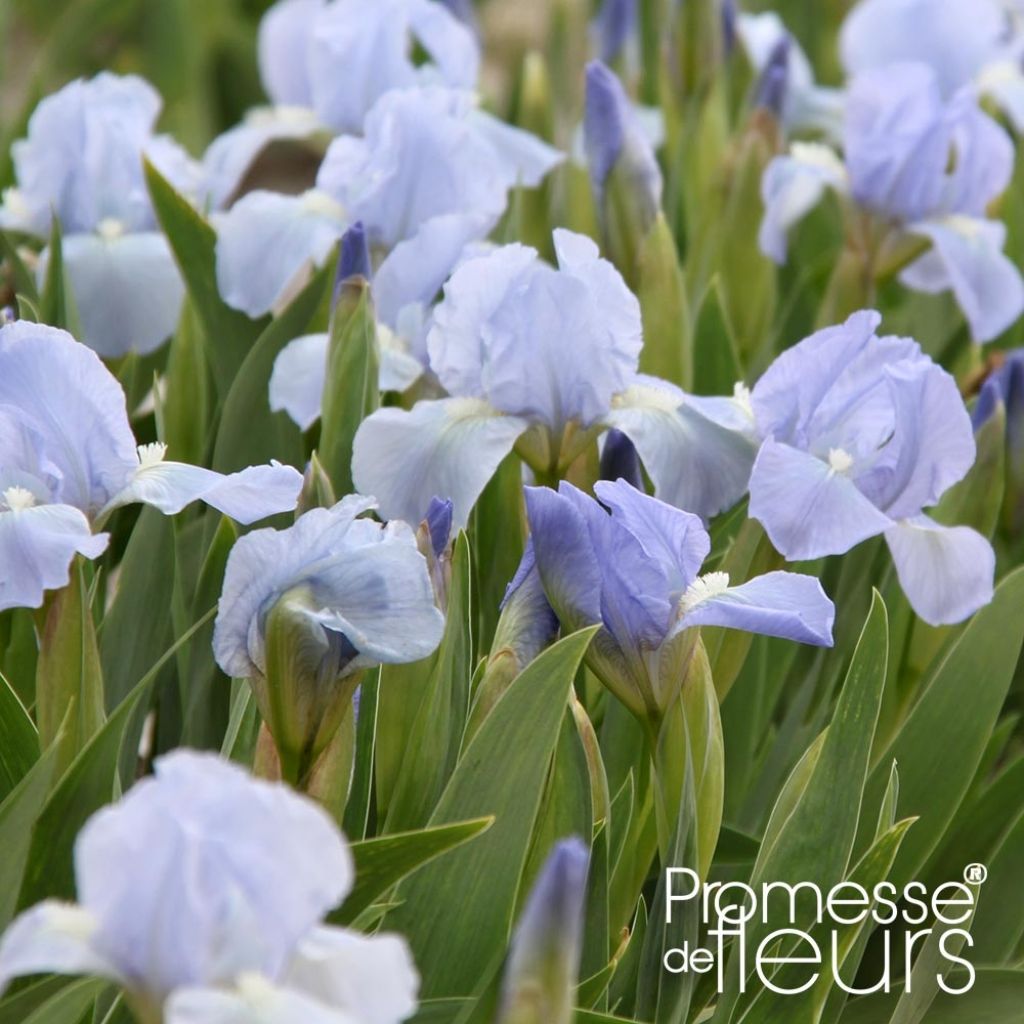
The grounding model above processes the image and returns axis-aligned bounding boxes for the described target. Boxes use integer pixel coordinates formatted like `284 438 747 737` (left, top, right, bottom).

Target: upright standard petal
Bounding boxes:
352 397 529 527
0 902 118 993
884 515 995 625
606 378 756 521
215 190 346 317
258 0 325 108
674 570 835 646
53 230 185 357
284 926 419 1024
901 217 1024 343
0 501 109 612
748 438 893 560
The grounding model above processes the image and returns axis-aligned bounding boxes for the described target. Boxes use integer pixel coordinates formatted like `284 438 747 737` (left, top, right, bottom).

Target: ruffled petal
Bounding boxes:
102 458 302 524
270 334 330 431
166 979 353 1024
748 438 893 560
758 143 847 263
46 231 184 357
523 485 604 631
884 514 995 625
283 926 419 1024
215 190 346 317
593 478 709 593
0 902 118 992
675 570 835 645
606 378 757 520
201 108 325 211
0 503 108 612
901 217 1024 343
352 397 528 527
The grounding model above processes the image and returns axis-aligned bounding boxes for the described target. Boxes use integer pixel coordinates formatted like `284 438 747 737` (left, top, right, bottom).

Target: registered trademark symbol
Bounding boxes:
964 863 988 884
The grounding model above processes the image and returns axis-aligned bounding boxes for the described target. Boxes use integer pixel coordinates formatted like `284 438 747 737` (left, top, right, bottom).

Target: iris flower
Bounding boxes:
0 73 201 357
522 479 834 720
742 310 995 625
202 0 480 208
0 322 302 612
215 86 562 320
0 751 418 1024
351 229 753 528
760 62 1024 343
841 0 1024 132
213 493 445 685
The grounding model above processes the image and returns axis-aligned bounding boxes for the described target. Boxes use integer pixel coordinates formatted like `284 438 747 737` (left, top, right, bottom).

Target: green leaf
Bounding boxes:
161 301 211 466
637 213 690 389
20 978 107 1024
717 592 889 1021
211 264 328 476
0 735 60 930
0 978 70 1024
143 158 260 388
318 278 380 496
330 817 494 926
0 668 37 799
384 533 473 832
39 216 68 329
855 567 1024 884
968 809 1024 963
35 561 104 772
386 627 598 998
0 229 40 303
691 276 742 396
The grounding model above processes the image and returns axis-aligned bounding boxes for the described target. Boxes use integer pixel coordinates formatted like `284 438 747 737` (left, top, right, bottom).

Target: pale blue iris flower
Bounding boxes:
351 228 753 528
841 0 1024 132
760 62 1024 343
213 494 445 683
0 73 201 357
202 0 480 208
0 322 302 612
0 751 418 1024
215 86 562 319
521 479 834 717
742 310 994 625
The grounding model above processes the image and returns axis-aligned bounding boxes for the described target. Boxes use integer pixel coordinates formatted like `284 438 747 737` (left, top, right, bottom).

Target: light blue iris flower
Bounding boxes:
351 228 753 528
202 0 480 208
841 0 1024 132
0 751 418 1024
213 494 445 684
0 322 302 612
739 310 994 625
214 86 562 320
760 62 1024 343
0 73 201 357
521 479 834 718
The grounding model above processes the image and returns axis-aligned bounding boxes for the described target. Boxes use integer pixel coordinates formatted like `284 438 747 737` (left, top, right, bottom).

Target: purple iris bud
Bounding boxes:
600 428 644 490
755 35 791 118
498 838 590 1024
425 495 454 558
336 221 371 285
973 350 1024 431
583 61 663 222
722 0 739 56
594 0 637 64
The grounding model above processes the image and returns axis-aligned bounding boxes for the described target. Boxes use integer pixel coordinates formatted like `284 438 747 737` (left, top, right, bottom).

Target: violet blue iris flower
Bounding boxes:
740 310 994 625
522 479 834 718
0 322 302 612
215 86 562 320
0 73 201 357
841 0 1024 132
760 62 1024 343
202 0 480 208
0 751 418 1024
351 229 753 528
